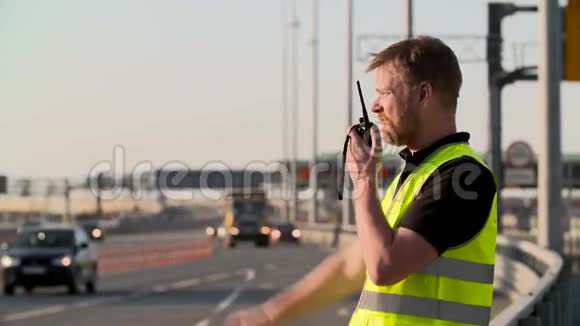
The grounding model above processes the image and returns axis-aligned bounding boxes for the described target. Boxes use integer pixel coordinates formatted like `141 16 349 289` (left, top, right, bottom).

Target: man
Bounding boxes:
226 36 497 326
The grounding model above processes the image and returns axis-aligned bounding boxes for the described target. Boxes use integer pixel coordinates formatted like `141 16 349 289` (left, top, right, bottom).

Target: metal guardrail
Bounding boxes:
491 236 569 326
296 222 570 326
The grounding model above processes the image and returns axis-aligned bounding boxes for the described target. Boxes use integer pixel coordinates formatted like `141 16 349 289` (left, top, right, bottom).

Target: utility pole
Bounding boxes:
403 0 413 39
96 189 102 217
290 0 299 222
537 0 562 252
342 0 355 228
309 0 319 225
281 0 290 222
64 179 72 224
486 3 537 233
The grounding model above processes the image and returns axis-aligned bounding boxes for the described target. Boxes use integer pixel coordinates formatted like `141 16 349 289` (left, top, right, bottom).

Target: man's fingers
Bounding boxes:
346 124 359 136
347 125 380 161
370 125 383 158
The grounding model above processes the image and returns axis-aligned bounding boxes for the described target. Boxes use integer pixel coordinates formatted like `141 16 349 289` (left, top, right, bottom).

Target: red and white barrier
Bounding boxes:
97 238 214 274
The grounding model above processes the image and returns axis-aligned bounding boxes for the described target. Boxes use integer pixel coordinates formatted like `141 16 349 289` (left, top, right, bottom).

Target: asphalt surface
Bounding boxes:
0 240 511 326
571 270 580 325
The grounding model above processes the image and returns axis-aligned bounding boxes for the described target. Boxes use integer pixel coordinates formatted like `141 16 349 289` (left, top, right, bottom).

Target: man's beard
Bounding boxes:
380 118 410 146
380 110 417 146
380 101 419 146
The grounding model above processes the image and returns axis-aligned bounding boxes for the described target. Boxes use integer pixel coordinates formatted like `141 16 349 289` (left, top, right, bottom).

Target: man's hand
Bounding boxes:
346 124 383 185
223 240 366 326
224 306 274 326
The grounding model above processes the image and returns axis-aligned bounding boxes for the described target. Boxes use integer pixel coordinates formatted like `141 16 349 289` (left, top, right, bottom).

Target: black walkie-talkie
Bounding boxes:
338 81 374 200
355 81 374 147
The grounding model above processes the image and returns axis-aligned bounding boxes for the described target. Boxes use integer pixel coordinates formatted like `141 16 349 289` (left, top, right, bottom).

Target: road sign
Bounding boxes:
505 141 536 188
504 168 536 187
506 141 535 168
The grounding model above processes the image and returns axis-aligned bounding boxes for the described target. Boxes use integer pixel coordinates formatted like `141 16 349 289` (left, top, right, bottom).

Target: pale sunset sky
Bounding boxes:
0 0 578 179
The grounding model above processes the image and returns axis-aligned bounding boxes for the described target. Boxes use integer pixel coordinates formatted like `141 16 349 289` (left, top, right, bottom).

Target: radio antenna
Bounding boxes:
356 81 370 124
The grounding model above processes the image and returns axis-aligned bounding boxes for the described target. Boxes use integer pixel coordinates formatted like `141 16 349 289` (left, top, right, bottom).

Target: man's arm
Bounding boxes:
343 126 439 287
353 177 438 286
257 239 366 324
351 155 497 287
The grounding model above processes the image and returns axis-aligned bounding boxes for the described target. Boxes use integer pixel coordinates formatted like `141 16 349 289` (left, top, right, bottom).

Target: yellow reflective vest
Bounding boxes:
349 142 497 326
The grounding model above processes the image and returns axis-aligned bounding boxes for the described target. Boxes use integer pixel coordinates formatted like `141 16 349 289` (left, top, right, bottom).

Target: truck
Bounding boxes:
220 188 272 248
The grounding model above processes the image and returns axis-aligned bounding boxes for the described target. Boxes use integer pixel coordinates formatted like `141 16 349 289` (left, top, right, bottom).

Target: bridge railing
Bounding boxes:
491 235 569 326
295 222 570 326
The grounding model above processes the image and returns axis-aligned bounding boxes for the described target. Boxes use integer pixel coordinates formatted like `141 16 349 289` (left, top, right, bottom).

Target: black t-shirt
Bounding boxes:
394 132 497 255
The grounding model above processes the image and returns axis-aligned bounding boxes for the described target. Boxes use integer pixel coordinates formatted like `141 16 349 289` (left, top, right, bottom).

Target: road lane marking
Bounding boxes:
171 278 201 289
215 268 255 313
193 318 211 326
192 268 256 326
258 282 274 290
3 305 66 322
73 296 123 308
3 270 240 323
243 268 256 281
152 285 168 293
206 272 229 281
215 287 244 313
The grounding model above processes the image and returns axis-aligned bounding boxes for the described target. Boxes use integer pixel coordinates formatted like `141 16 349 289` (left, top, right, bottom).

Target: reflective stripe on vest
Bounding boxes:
419 256 494 284
357 291 491 325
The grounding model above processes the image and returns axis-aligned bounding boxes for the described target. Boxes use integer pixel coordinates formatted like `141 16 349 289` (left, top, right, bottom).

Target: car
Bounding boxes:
80 223 105 242
270 222 301 244
1 223 98 295
205 221 222 238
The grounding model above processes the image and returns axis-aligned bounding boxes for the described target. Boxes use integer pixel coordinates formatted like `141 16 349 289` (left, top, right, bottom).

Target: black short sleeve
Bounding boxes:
398 156 497 255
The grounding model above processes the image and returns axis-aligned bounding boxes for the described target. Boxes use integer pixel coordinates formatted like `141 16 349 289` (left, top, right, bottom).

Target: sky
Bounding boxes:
0 0 578 179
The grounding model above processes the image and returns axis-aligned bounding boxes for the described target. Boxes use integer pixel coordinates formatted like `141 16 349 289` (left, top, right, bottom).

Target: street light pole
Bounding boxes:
537 0 562 252
309 0 319 225
290 0 299 222
64 179 71 224
403 0 413 39
342 0 354 228
281 0 290 221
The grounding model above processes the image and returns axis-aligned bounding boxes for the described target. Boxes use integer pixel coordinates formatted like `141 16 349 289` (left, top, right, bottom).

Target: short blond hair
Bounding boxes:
367 36 463 108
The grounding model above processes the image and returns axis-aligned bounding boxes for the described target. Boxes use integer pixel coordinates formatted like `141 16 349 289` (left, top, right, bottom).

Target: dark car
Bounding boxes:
270 223 301 244
230 218 272 247
1 224 98 295
81 223 105 242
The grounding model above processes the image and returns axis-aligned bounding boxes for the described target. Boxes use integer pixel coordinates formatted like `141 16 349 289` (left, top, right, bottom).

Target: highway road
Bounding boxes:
572 273 580 325
0 240 511 326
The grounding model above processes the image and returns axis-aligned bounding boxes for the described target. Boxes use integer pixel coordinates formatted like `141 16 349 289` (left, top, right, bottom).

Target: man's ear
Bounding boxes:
418 82 432 103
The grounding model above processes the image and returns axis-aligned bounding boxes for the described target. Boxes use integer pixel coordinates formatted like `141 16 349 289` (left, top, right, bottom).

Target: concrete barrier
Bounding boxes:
98 238 213 274
1 227 214 274
96 231 213 274
295 222 570 326
103 229 206 244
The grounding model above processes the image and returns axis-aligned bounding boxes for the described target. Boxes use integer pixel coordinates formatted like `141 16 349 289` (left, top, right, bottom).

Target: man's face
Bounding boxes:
371 63 420 146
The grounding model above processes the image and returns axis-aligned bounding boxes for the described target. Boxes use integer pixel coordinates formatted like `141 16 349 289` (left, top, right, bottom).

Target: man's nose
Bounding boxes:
371 99 382 113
